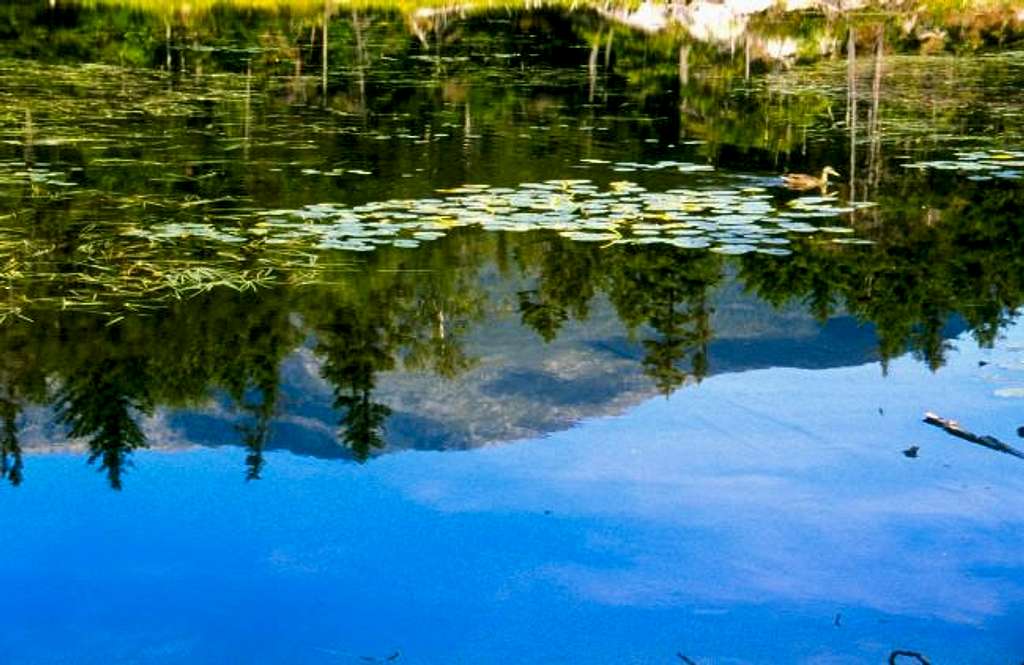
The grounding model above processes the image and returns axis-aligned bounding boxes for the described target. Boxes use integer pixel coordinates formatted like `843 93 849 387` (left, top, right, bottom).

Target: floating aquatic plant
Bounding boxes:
243 167 872 257
901 149 1024 180
0 51 891 326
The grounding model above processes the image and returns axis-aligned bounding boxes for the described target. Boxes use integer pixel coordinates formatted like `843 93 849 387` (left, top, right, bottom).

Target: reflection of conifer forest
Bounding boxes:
0 2 1023 486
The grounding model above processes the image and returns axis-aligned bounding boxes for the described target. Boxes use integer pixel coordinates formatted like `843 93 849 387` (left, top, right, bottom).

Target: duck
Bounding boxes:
782 166 840 192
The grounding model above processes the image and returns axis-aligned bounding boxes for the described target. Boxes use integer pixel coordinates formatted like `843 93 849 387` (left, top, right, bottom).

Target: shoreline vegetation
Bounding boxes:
69 0 1024 51
55 0 1024 72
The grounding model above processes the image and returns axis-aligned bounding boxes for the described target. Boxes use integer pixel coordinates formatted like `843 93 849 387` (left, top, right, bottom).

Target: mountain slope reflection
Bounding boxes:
0 217 1011 489
8 265 963 484
177 292 901 463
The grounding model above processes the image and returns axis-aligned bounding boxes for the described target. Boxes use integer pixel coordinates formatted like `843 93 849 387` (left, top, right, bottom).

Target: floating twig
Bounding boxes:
889 650 930 665
923 412 1024 459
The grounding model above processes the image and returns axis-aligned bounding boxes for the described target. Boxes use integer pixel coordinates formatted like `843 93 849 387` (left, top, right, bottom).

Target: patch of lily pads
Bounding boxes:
0 161 80 191
0 56 883 323
901 149 1024 180
201 171 877 256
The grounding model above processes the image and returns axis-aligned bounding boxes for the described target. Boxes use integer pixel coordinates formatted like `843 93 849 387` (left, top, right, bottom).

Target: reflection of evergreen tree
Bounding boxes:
336 388 392 463
606 247 718 395
316 308 396 463
308 245 488 461
518 291 570 343
516 239 719 395
0 394 22 487
0 326 50 487
640 295 712 395
516 240 600 342
55 359 151 490
236 390 274 481
207 292 295 481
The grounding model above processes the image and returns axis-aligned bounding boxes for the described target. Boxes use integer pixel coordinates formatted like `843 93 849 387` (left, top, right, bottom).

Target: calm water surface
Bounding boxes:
1 2 1024 663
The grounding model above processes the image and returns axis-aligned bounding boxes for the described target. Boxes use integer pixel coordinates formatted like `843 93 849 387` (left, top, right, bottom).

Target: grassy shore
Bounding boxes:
69 0 1024 17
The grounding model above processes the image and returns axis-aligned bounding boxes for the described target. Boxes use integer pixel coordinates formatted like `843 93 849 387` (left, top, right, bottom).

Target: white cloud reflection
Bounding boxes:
390 324 1024 625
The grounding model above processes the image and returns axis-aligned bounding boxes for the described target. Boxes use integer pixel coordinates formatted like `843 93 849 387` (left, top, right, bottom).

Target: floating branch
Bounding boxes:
923 412 1024 460
889 650 930 665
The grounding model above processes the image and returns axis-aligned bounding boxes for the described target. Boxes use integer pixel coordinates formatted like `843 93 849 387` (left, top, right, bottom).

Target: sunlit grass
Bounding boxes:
69 0 1024 20
72 0 590 18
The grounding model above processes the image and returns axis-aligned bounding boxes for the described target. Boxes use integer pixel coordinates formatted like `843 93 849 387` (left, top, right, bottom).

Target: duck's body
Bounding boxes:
782 166 840 191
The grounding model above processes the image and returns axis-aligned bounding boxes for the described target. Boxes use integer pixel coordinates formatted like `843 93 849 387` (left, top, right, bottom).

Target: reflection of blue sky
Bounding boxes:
3 326 1024 663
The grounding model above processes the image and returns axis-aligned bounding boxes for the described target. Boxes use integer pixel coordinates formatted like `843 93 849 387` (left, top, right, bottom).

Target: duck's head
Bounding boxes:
821 166 841 179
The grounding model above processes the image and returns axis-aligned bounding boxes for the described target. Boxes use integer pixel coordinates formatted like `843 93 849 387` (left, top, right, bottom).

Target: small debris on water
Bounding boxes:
924 412 1024 459
888 650 931 665
903 446 920 458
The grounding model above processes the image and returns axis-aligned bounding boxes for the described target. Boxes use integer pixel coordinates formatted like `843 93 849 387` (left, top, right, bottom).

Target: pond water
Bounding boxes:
1 2 1024 663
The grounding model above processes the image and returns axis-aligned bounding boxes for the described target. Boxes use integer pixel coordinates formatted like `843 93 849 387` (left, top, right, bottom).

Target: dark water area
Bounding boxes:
1 2 1024 663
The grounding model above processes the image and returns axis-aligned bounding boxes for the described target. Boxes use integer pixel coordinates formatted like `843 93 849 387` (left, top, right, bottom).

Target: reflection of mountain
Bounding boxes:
161 280 959 461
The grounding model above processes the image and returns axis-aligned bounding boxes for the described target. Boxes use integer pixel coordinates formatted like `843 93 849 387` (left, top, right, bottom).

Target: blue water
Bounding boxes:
2 3 1024 662
3 323 1023 664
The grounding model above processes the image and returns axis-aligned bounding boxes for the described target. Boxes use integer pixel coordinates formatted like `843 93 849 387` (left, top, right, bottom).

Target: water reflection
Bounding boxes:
3 324 1022 663
0 218 1011 486
0 2 1022 487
